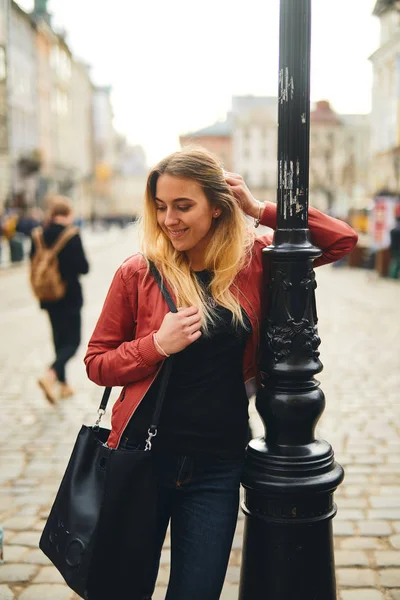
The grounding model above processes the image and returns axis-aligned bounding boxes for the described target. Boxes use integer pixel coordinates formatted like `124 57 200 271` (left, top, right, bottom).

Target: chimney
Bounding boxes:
33 0 51 25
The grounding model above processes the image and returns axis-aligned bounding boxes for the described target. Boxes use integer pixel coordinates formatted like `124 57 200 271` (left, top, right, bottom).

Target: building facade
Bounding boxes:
179 117 233 170
0 0 10 208
232 95 278 203
8 0 39 207
309 101 370 215
370 0 400 194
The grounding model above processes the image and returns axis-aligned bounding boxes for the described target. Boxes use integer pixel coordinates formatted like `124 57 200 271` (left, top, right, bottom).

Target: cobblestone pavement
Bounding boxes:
0 226 400 599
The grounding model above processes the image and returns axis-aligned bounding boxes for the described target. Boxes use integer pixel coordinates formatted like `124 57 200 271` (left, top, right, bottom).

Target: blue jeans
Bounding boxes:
140 450 244 600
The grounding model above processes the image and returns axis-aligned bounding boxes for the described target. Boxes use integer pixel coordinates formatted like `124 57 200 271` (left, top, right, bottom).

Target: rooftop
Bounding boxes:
182 116 232 138
373 0 400 16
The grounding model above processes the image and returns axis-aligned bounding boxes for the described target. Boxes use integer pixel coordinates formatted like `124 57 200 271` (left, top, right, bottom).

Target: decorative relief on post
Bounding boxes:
266 267 321 363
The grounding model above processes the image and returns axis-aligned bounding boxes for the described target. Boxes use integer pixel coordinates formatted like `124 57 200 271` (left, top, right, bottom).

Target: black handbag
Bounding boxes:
39 262 176 599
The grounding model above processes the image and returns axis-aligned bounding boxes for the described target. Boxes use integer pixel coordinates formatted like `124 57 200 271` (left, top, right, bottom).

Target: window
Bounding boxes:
0 47 6 82
51 89 69 115
50 45 71 81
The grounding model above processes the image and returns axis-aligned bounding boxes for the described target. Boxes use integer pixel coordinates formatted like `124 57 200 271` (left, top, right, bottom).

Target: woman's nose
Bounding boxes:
164 209 179 226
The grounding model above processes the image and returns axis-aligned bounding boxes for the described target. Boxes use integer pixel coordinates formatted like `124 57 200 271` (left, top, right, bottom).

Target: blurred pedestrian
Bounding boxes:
389 215 400 279
31 196 89 404
84 147 358 599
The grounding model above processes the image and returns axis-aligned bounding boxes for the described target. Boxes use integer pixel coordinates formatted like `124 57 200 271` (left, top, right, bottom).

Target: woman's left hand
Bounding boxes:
224 171 260 219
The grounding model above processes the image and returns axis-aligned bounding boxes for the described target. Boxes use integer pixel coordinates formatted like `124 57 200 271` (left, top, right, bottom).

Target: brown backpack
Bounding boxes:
30 226 79 302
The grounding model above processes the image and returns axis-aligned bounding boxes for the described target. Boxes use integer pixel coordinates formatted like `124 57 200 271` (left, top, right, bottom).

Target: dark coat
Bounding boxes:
30 223 89 311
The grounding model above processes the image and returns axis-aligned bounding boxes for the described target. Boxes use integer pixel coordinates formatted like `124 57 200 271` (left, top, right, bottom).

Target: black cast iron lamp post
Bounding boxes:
238 1 344 598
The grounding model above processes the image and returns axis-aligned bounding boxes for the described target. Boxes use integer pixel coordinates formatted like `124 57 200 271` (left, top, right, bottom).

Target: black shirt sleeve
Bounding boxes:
58 234 90 279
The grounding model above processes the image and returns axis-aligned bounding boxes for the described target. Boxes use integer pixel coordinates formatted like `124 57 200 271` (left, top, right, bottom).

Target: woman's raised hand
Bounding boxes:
155 307 202 355
224 171 261 219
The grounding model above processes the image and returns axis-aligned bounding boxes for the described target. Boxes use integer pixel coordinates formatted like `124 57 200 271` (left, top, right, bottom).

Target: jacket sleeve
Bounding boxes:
84 267 164 387
259 202 358 267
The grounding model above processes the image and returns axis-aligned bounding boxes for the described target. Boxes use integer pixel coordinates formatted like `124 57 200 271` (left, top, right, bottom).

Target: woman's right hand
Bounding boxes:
155 307 202 355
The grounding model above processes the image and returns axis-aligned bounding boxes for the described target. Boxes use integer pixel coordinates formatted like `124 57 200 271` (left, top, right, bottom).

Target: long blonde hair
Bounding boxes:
140 147 255 332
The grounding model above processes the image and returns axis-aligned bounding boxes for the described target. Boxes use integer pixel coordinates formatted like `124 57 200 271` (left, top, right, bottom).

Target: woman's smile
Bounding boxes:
167 227 189 239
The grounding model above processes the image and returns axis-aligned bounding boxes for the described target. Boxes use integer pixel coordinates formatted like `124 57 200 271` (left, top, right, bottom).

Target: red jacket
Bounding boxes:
84 203 358 448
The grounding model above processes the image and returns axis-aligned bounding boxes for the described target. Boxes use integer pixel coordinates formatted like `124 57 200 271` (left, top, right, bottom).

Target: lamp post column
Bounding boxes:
238 1 344 598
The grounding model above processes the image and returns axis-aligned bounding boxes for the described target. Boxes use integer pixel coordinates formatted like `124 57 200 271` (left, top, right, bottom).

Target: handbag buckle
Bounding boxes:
144 426 158 451
93 409 106 430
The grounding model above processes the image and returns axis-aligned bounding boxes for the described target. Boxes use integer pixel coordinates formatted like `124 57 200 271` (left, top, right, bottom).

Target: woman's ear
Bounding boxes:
213 208 222 219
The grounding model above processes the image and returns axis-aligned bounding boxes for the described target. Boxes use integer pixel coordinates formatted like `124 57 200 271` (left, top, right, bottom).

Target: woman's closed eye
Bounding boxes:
156 205 192 212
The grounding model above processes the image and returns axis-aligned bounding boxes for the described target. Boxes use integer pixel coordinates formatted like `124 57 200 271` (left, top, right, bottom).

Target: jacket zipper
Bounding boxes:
115 363 164 448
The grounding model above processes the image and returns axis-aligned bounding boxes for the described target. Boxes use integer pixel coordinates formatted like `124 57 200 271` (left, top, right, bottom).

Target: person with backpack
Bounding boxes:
30 196 89 404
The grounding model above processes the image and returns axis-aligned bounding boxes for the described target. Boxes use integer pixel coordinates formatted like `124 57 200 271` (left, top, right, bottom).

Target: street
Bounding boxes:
0 225 400 600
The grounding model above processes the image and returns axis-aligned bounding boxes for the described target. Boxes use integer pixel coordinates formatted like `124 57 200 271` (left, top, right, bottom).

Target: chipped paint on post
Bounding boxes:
279 67 294 103
278 156 307 220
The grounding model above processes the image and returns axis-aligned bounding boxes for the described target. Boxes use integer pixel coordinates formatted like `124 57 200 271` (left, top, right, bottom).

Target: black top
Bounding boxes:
123 270 252 457
390 224 400 253
30 223 89 310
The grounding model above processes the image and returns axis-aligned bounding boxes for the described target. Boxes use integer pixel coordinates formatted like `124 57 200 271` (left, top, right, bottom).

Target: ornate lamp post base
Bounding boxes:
239 438 344 598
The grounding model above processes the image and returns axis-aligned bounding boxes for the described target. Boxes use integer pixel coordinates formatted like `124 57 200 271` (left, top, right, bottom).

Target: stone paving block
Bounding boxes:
1 517 37 531
358 521 392 536
374 551 400 567
0 586 14 600
334 521 356 536
159 549 169 565
2 546 27 562
340 591 385 600
369 510 400 520
225 566 241 584
390 536 400 549
337 568 376 587
389 590 400 599
0 564 37 583
0 498 14 513
340 537 386 550
220 584 239 599
344 486 369 498
380 487 400 495
338 498 368 508
336 509 365 520
352 456 385 464
33 566 65 583
23 549 51 565
18 584 72 600
335 550 369 567
156 567 169 586
371 497 400 508
14 506 41 517
7 532 40 548
379 569 400 587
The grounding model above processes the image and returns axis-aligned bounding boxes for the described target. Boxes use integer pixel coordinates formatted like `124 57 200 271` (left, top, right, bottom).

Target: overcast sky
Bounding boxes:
18 0 380 165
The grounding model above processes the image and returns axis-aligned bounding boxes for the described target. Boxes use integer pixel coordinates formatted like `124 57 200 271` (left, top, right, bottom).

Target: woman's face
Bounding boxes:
155 174 221 265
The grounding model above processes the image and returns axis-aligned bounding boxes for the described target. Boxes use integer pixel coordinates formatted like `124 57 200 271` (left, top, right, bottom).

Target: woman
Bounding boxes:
84 147 357 599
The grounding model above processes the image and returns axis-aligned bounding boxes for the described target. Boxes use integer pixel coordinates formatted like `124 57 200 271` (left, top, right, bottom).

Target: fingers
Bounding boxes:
224 171 243 181
186 323 202 337
189 329 202 342
178 306 199 317
185 313 202 328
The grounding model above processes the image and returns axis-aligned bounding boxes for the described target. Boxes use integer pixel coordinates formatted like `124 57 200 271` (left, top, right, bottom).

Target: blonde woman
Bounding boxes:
84 147 357 599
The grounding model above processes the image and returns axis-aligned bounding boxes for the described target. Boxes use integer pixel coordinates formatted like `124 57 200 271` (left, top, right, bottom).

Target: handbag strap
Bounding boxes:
96 261 177 447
